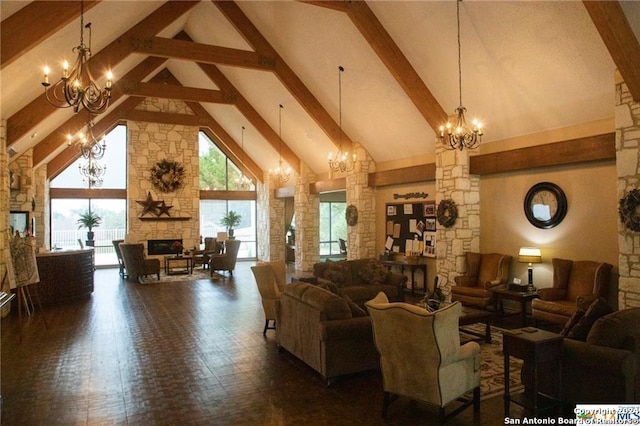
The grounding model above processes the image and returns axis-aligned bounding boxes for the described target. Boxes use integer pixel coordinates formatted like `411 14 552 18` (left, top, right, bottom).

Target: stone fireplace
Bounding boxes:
148 239 183 256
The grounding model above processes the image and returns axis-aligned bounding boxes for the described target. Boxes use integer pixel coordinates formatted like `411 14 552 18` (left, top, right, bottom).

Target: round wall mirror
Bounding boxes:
524 182 567 229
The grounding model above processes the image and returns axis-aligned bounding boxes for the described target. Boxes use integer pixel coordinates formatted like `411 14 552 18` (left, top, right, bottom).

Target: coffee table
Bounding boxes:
164 255 194 275
459 306 492 343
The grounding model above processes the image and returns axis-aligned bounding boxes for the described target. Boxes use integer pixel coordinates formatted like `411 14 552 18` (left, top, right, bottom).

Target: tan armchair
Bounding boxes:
209 239 241 276
251 263 282 334
193 237 221 269
532 258 613 326
365 294 481 420
256 260 287 292
118 243 160 283
112 239 126 278
451 252 512 308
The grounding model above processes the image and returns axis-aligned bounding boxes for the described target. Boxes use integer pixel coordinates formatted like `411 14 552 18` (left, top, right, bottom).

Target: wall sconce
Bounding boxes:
518 247 542 292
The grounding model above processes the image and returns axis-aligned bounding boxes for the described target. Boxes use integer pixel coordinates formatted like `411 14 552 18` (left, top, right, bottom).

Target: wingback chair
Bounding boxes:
532 258 613 326
256 259 287 292
118 243 160 283
193 237 221 269
112 239 126 278
365 294 481 420
209 239 241 276
451 252 512 309
251 263 282 335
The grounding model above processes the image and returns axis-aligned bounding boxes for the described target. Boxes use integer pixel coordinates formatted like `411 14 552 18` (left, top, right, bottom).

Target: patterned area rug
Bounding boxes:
138 267 227 283
461 323 524 401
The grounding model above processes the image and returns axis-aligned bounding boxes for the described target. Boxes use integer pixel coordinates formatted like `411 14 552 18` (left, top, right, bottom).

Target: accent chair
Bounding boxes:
209 239 241 276
451 252 512 309
112 239 126 278
251 263 282 334
118 243 160 283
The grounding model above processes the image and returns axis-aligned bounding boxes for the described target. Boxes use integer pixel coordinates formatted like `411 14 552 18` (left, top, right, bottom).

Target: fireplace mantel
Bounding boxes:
138 216 191 221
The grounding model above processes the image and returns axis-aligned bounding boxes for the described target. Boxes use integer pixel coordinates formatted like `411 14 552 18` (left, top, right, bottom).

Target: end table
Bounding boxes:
493 287 539 327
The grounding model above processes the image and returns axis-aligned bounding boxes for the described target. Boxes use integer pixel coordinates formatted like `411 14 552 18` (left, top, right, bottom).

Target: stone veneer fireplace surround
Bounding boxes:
148 239 183 256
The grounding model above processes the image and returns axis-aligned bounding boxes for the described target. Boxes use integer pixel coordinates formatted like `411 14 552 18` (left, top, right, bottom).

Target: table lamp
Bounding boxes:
216 231 228 253
518 247 542 292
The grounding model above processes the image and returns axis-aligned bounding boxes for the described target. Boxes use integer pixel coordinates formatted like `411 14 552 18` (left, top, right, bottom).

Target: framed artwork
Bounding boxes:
387 205 397 216
424 202 436 217
425 218 436 232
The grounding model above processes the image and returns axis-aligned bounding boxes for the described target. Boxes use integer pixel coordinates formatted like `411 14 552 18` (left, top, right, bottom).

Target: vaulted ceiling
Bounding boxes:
2 1 640 184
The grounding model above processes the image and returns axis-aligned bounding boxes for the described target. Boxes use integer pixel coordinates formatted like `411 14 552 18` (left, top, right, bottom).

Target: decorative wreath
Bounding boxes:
619 188 640 232
437 199 458 228
149 159 185 193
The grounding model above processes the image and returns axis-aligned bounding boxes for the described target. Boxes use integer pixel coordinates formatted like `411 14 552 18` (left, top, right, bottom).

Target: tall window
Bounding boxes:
199 131 257 258
50 125 127 266
319 201 346 256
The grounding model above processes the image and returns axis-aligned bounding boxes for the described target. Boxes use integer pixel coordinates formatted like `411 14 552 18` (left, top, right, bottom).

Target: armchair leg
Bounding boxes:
473 386 480 412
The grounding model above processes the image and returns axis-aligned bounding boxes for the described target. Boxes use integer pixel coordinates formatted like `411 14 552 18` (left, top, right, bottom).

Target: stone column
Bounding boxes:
256 171 285 262
294 162 319 272
435 143 480 298
345 142 376 259
615 72 640 309
1 120 8 294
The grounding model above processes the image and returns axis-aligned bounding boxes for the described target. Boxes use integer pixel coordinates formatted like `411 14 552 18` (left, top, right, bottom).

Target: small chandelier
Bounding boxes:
328 66 356 172
269 104 291 183
439 0 483 151
237 126 252 190
41 0 113 115
68 116 107 188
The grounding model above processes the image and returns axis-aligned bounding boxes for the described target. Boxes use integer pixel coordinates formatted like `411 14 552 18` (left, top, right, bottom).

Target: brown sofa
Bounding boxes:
308 258 407 306
522 307 640 404
275 282 379 384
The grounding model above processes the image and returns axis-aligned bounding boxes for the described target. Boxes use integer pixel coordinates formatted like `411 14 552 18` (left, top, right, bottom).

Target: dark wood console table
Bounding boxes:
382 260 427 295
36 249 94 305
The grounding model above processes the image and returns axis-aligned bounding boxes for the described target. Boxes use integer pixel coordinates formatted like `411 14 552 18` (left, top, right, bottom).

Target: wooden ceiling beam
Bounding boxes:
36 56 168 169
129 36 275 70
1 1 101 69
583 1 640 102
339 1 448 131
369 164 436 187
7 1 198 149
196 61 301 174
214 0 351 153
121 81 236 104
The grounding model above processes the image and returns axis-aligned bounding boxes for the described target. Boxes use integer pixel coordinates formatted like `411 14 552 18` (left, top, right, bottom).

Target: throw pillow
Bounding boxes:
358 259 389 285
322 262 347 287
343 294 367 317
566 297 613 341
560 309 585 337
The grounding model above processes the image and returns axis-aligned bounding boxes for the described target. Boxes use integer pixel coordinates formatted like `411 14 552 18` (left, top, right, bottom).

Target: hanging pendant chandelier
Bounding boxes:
440 0 483 151
328 66 356 172
269 104 291 183
67 114 107 188
237 126 252 190
41 0 113 115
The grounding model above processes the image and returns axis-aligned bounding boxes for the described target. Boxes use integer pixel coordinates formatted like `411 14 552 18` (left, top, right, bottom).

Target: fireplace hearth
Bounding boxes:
148 239 183 256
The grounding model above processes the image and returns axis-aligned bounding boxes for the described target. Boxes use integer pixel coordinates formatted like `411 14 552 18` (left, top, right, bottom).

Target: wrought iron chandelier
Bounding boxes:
41 0 113 115
328 66 356 172
237 126 252 190
67 116 107 188
270 104 291 183
440 0 483 151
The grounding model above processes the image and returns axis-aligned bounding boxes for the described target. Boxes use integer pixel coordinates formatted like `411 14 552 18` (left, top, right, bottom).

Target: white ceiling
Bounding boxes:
1 1 634 178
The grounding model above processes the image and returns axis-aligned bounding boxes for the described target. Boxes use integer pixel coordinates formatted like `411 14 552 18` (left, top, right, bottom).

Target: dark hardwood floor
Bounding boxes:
1 262 527 425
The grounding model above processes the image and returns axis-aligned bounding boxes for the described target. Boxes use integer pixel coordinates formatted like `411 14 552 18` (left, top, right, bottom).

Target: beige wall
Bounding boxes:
375 159 618 296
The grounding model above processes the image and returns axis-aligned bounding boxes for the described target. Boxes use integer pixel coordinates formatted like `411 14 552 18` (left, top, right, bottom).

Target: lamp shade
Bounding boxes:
216 232 228 243
518 247 541 263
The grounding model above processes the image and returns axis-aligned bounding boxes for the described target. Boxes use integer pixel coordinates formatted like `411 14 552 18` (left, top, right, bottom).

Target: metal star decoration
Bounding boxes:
156 200 173 217
136 192 162 216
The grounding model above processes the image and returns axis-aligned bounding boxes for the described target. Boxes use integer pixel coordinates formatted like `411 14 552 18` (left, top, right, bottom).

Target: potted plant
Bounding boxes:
220 211 242 238
77 210 102 247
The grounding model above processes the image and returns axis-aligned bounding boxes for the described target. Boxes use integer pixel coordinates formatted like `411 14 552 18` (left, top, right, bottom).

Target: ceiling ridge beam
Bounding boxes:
583 1 640 102
299 1 349 13
340 1 447 131
1 1 101 70
7 1 199 149
35 56 169 168
122 81 236 104
213 0 352 153
129 36 276 70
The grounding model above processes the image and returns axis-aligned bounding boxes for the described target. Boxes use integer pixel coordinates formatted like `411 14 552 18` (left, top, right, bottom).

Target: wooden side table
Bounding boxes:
493 287 539 327
503 328 562 417
382 260 427 295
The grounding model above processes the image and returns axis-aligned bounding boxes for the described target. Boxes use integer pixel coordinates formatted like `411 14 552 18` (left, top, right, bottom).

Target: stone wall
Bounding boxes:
615 73 640 309
1 120 8 293
435 144 480 297
256 171 285 261
345 142 376 259
294 163 319 272
126 98 200 252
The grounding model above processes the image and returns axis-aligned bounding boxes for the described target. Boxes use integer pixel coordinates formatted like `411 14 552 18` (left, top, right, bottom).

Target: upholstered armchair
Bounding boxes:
251 263 282 335
532 258 613 326
365 294 481 420
118 243 160 283
256 260 287 292
451 252 512 309
193 237 221 269
112 239 126 278
209 239 241 276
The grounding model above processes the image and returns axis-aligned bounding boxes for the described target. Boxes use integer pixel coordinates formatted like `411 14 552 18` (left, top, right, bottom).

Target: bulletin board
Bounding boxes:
385 201 437 257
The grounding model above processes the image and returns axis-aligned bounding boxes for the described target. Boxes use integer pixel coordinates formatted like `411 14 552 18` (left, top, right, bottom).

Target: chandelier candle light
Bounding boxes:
68 115 107 188
41 0 113 115
440 0 483 151
269 104 291 183
328 66 356 172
